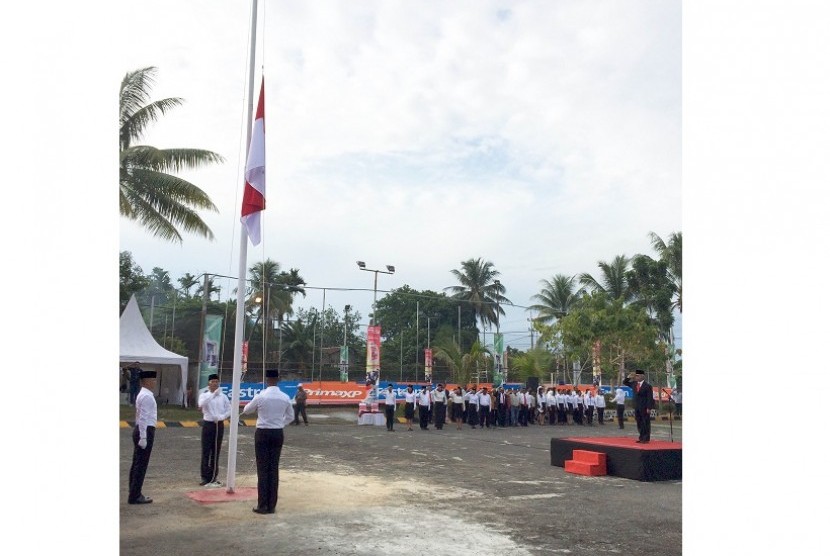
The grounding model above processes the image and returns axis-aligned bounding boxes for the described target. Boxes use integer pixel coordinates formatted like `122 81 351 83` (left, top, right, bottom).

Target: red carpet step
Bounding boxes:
564 449 607 476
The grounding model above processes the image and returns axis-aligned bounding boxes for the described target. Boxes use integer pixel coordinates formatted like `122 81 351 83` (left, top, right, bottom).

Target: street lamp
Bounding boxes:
356 261 395 398
494 280 502 385
355 261 395 326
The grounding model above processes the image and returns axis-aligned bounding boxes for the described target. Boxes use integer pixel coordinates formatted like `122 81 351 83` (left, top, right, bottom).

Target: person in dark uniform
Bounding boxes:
198 373 230 486
127 362 142 405
128 369 157 504
240 369 294 515
432 384 447 430
623 369 655 443
293 384 309 426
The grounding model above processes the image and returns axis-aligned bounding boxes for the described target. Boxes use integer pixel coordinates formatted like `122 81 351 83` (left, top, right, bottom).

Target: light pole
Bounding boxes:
356 261 395 397
356 261 395 326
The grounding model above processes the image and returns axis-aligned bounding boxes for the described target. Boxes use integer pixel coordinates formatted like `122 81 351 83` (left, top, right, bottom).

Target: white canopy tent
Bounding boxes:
120 294 189 407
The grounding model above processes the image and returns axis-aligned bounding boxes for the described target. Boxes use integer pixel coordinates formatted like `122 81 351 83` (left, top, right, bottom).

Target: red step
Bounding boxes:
564 450 607 476
572 450 606 465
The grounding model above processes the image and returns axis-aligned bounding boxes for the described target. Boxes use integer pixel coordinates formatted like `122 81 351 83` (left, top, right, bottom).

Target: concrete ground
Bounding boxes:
120 412 682 555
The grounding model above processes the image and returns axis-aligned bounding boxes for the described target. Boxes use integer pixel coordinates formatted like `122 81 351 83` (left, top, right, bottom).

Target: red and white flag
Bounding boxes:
241 78 266 245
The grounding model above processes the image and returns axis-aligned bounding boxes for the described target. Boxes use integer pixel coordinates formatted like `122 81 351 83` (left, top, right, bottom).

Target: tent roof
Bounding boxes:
119 295 188 366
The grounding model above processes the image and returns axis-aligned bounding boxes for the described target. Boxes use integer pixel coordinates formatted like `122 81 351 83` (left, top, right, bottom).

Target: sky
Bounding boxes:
6 1 830 553
118 0 682 351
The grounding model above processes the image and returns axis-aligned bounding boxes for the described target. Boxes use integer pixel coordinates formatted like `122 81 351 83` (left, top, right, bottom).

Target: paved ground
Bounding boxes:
120 413 682 556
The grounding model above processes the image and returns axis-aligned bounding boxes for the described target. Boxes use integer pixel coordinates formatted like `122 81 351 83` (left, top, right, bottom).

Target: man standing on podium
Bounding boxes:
623 369 655 443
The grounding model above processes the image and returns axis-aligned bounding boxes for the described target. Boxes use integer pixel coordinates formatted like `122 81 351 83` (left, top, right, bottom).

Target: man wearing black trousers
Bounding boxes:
241 369 294 515
623 369 655 443
128 370 157 504
198 373 230 486
383 384 397 431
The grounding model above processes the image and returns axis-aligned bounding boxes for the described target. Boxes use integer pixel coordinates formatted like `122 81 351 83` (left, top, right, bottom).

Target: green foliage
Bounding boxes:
445 258 511 334
120 251 150 309
119 66 223 243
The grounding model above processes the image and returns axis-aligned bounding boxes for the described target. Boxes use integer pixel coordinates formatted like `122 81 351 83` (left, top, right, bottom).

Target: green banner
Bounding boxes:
199 314 223 389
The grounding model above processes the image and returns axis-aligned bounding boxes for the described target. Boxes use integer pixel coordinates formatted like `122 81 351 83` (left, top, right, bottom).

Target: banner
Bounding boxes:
221 380 371 405
339 345 349 382
366 325 381 378
494 333 505 386
242 340 249 373
424 348 433 382
199 314 223 389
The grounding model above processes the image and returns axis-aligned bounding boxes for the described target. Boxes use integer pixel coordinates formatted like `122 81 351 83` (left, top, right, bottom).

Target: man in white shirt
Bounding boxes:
241 369 294 515
418 385 432 430
198 373 231 487
432 384 448 430
383 384 397 431
478 387 491 428
594 388 606 425
128 369 158 505
465 387 478 429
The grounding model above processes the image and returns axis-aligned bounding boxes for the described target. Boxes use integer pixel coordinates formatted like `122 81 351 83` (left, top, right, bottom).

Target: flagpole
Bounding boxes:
226 0 259 494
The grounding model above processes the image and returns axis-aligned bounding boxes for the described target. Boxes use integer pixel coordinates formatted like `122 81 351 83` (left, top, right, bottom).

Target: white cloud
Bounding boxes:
119 0 682 348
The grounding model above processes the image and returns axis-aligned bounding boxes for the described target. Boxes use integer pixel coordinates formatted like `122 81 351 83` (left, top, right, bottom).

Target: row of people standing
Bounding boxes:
384 384 621 431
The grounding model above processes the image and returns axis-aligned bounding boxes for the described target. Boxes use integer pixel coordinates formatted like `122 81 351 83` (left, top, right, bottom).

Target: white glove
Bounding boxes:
138 438 147 449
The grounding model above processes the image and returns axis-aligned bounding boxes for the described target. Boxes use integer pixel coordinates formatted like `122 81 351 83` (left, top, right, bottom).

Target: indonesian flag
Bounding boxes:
241 79 266 245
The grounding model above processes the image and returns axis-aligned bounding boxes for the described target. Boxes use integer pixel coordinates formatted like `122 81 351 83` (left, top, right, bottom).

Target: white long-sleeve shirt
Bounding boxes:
478 392 491 407
432 389 447 403
595 393 606 408
612 389 626 405
383 389 397 406
198 388 231 422
240 386 294 429
465 391 478 408
135 387 157 440
418 390 432 407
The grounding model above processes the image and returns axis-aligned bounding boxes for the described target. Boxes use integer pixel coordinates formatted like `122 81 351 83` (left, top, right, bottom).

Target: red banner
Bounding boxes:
366 325 381 376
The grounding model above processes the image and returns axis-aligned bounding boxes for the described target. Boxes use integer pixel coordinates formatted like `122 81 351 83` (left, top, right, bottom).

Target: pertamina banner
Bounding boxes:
424 348 433 381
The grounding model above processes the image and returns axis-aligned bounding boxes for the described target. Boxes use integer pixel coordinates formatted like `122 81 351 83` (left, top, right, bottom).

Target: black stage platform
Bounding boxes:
550 437 682 482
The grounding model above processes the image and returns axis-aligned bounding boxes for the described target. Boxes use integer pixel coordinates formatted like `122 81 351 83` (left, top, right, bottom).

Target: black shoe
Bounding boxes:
252 507 271 515
128 495 153 505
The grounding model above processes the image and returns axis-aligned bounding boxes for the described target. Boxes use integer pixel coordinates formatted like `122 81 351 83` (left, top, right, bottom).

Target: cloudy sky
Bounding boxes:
119 0 681 350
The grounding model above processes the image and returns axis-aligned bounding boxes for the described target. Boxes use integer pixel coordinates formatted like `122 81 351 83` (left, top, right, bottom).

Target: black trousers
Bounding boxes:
385 404 396 430
597 407 605 424
467 405 478 427
201 420 225 483
129 425 155 502
635 408 651 441
586 406 594 424
479 406 491 427
419 405 430 429
254 428 285 512
434 402 446 429
616 404 625 429
293 402 308 424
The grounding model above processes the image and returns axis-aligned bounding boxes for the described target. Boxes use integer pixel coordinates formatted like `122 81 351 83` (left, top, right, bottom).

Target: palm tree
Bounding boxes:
445 258 511 343
529 274 582 324
648 231 682 312
431 337 465 385
579 255 633 302
177 273 199 298
120 66 223 242
461 340 491 387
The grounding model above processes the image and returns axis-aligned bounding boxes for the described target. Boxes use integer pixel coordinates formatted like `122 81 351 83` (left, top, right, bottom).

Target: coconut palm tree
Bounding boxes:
120 66 223 242
529 274 582 324
648 231 682 313
445 258 511 343
177 273 199 298
578 255 633 302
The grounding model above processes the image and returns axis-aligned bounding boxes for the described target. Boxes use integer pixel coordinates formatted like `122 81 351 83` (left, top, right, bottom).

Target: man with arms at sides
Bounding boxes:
198 373 230 487
241 369 294 515
623 369 655 443
128 369 157 504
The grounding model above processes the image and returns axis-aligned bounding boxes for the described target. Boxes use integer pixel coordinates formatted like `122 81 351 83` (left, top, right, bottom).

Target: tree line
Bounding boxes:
120 231 681 388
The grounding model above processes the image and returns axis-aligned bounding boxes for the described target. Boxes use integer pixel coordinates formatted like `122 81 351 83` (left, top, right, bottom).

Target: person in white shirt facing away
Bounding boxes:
450 386 465 430
432 384 448 430
128 369 157 505
240 369 294 515
612 387 627 429
198 373 231 487
584 389 596 426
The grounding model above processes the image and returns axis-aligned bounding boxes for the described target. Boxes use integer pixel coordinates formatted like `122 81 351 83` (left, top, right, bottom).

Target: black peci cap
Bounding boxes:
139 370 157 379
265 369 279 378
